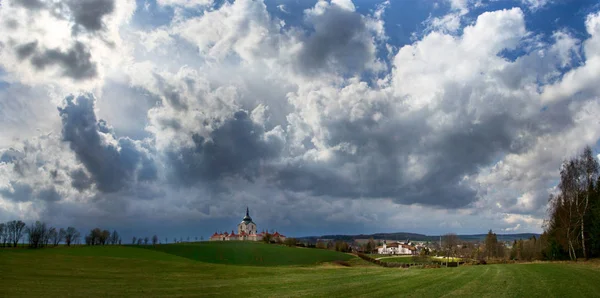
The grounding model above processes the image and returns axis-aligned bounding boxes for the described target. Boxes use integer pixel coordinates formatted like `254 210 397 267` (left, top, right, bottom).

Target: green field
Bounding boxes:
139 241 355 266
378 255 421 264
1 244 600 297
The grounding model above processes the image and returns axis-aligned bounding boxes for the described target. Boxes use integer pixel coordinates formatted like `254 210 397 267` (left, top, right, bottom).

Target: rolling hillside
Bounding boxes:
139 241 354 266
1 245 600 297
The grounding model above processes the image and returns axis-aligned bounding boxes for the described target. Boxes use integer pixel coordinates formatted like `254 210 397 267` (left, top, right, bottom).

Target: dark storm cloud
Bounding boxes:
30 42 97 80
12 0 46 9
15 41 38 60
10 0 114 33
167 111 284 186
0 181 33 202
58 93 157 193
66 0 115 32
70 168 93 191
37 186 61 202
295 4 375 75
273 105 551 208
0 182 61 203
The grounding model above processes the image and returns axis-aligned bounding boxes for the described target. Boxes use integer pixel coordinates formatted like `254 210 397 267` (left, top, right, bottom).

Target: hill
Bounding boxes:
298 232 541 243
139 241 354 266
1 246 600 296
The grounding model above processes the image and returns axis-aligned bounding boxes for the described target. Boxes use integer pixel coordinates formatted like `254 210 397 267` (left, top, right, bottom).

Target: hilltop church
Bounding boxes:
209 208 286 242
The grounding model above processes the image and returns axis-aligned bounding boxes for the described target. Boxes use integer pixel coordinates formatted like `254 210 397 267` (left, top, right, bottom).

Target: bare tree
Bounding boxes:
132 236 137 245
152 235 158 245
64 227 79 246
0 223 5 247
144 237 149 245
56 228 66 246
47 227 60 246
27 221 48 248
44 227 58 246
7 220 26 247
110 230 119 245
442 233 459 267
137 238 143 245
165 237 168 244
100 230 110 245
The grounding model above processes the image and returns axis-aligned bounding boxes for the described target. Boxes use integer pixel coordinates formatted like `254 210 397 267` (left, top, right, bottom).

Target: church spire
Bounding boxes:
246 206 249 217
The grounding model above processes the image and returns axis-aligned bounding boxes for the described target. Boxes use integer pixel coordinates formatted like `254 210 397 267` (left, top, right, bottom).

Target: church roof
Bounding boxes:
241 207 255 225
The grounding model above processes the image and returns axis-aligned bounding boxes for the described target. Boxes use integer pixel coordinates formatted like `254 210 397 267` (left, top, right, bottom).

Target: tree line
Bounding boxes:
544 146 600 260
0 220 81 248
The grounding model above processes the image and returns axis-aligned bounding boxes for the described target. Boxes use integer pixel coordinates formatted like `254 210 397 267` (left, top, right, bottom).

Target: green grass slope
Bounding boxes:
139 241 354 266
1 246 600 297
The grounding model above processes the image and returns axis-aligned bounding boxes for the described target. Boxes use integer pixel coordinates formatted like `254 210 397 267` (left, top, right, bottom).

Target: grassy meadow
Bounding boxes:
138 241 355 266
1 243 600 297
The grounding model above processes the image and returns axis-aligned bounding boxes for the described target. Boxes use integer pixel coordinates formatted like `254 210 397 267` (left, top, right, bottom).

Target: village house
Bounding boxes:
376 240 417 255
209 208 286 242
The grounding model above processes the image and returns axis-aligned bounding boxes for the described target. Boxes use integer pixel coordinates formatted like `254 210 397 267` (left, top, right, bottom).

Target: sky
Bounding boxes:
1 0 600 240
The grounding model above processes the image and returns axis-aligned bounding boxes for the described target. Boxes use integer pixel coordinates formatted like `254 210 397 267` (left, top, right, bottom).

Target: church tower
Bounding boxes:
237 207 257 237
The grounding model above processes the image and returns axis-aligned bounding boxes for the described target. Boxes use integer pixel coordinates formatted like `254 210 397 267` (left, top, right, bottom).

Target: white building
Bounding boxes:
377 240 417 255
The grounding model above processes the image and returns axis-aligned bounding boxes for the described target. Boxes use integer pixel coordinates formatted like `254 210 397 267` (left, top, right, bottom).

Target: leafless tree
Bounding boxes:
132 236 137 245
442 233 459 267
152 235 158 245
0 223 5 247
110 230 119 245
7 220 26 247
100 230 110 245
144 237 149 245
47 227 59 246
56 228 66 246
64 227 79 246
27 221 48 248
44 227 58 246
137 238 143 245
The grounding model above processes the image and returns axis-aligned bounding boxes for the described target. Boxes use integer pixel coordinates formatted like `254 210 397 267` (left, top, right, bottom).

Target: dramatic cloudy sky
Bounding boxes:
1 0 600 239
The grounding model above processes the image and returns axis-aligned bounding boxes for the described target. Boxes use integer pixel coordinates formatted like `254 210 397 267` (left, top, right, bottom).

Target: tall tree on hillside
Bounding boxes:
590 176 600 257
485 230 498 260
558 160 580 260
7 220 26 247
578 146 598 259
152 235 158 245
64 227 79 246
